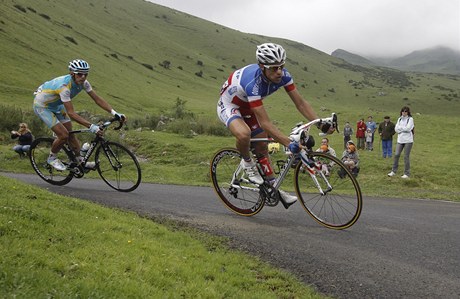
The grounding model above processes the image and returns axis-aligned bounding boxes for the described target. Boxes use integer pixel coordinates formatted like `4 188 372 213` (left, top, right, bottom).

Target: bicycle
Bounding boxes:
29 117 141 192
210 113 362 230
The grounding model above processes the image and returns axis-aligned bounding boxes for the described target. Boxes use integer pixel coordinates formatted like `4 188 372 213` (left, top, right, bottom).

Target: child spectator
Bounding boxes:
340 140 360 177
316 138 336 176
365 128 373 151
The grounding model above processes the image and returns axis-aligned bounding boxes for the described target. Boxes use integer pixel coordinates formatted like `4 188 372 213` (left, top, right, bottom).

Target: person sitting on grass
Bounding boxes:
11 123 33 158
316 138 337 176
340 140 360 177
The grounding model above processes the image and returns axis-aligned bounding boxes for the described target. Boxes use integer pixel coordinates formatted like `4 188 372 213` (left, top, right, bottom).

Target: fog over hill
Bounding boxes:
332 46 460 75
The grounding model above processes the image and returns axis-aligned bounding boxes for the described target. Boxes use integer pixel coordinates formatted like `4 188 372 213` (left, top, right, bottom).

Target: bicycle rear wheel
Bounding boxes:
210 148 264 216
29 137 74 186
294 152 362 230
95 141 141 192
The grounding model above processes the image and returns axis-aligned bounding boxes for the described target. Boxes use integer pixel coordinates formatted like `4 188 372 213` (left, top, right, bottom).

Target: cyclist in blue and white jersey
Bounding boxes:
33 59 126 171
217 43 332 205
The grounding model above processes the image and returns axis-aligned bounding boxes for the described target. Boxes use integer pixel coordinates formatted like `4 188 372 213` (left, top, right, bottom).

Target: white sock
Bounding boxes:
242 159 254 167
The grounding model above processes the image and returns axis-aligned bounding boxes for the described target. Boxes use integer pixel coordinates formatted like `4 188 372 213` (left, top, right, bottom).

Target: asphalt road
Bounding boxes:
3 172 460 299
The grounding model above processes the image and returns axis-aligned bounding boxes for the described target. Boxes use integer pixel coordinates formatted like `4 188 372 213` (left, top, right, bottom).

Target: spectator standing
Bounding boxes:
343 121 353 149
366 116 377 150
388 106 414 179
356 118 366 150
11 123 33 158
378 116 395 158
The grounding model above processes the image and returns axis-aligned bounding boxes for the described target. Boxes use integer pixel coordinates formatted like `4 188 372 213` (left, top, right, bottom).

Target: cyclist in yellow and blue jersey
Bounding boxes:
33 59 126 171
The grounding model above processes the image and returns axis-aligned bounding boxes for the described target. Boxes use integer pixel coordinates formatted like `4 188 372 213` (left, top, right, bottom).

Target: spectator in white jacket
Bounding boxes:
388 106 414 179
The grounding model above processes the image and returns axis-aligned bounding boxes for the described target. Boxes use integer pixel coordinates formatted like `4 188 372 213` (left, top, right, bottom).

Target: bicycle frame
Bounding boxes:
30 117 142 192
249 114 336 196
62 120 115 175
248 138 332 199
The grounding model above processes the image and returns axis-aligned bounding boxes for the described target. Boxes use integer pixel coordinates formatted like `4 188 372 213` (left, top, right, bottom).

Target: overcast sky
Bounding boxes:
147 0 460 57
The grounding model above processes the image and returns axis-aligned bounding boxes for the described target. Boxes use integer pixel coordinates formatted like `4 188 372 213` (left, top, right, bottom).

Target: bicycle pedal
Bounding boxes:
279 199 295 210
277 192 296 210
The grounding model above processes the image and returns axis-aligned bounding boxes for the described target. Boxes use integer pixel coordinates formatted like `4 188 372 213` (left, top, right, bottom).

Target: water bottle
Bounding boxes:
258 156 273 176
80 142 90 157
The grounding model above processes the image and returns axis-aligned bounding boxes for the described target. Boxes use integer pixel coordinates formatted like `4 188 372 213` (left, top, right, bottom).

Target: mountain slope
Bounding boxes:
0 0 459 120
331 49 376 67
388 46 460 75
336 47 460 76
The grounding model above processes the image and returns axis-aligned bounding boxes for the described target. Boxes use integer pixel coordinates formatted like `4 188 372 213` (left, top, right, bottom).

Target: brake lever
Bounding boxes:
110 116 123 130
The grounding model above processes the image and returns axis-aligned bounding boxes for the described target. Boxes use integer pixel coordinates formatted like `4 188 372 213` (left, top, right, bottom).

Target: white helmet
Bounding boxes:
256 43 286 64
68 59 90 73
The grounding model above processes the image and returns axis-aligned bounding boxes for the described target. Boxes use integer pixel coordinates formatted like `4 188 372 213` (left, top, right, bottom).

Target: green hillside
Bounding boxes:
1 0 459 124
1 0 460 201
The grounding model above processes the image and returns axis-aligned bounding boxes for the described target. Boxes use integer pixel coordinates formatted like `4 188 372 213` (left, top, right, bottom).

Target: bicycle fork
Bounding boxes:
299 151 333 196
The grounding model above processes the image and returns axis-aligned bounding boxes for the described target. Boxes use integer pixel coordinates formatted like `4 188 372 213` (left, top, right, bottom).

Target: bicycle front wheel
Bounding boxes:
29 137 74 186
294 152 362 230
95 141 141 192
210 148 264 216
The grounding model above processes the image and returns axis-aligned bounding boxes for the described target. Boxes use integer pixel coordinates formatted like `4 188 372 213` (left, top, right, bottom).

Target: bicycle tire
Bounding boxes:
95 141 141 192
294 151 362 230
210 148 264 216
29 137 74 186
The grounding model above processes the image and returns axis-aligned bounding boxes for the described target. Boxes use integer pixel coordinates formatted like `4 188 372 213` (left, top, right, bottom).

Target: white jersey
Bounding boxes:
33 74 92 108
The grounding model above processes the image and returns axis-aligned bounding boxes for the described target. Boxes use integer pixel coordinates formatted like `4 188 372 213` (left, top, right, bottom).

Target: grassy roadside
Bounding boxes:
0 175 326 298
2 113 458 202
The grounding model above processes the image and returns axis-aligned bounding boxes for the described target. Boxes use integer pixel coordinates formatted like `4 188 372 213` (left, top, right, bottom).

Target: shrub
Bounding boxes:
39 13 50 20
142 63 153 70
13 4 26 13
65 36 78 45
159 60 171 69
0 105 49 139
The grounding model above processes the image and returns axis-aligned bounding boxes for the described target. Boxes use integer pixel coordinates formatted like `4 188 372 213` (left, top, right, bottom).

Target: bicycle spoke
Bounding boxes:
29 138 73 186
96 142 141 192
295 152 362 229
210 148 264 216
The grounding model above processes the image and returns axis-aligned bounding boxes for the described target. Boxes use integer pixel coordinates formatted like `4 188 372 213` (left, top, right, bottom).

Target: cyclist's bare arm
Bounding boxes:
88 90 127 122
63 101 92 129
88 90 113 114
252 105 291 147
286 89 319 121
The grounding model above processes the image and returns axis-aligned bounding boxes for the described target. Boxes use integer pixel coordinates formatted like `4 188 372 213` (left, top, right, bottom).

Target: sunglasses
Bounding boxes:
74 72 88 77
264 64 285 72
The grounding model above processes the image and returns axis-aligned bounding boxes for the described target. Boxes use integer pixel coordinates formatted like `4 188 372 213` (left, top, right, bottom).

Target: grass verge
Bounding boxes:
0 175 326 298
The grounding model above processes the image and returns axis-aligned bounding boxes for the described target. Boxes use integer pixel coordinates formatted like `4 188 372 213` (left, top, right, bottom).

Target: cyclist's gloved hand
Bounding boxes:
89 124 101 134
317 120 333 134
111 109 126 122
288 141 300 154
